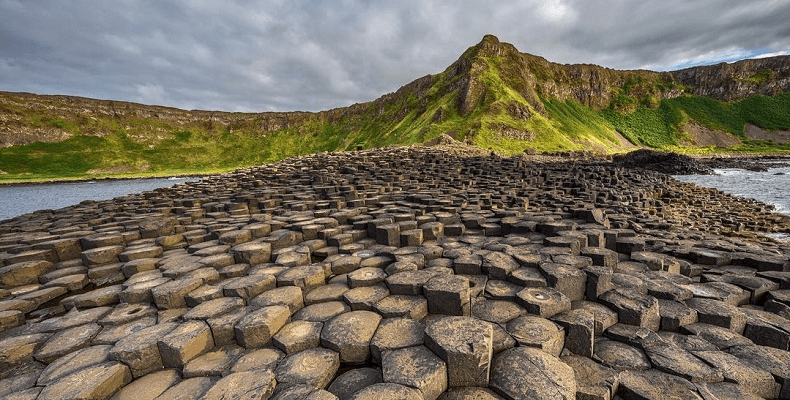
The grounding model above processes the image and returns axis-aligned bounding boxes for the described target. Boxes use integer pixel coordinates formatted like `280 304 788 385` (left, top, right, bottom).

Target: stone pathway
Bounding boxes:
0 146 789 399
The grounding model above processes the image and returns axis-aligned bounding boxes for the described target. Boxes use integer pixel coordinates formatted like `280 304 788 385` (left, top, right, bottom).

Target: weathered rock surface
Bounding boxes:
489 346 576 400
0 146 788 399
424 316 493 387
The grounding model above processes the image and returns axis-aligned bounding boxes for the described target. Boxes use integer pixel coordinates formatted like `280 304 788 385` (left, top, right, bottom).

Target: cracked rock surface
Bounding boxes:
1 146 789 399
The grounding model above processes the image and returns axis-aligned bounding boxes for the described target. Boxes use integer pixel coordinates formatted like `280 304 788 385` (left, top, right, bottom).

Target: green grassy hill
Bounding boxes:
2 35 790 182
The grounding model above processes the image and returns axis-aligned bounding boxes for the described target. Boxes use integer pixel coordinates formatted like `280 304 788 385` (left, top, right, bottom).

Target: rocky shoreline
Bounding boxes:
0 146 789 399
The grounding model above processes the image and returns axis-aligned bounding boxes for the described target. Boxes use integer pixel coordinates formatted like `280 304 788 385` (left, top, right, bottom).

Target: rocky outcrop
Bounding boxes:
442 35 790 113
671 56 790 100
2 35 790 154
0 146 789 399
612 150 713 175
0 91 324 147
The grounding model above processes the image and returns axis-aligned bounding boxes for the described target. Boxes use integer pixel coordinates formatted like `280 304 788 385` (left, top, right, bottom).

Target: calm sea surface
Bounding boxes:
0 177 200 221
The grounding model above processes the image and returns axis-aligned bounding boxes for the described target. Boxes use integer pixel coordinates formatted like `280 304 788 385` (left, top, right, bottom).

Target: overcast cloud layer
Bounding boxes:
1 0 789 112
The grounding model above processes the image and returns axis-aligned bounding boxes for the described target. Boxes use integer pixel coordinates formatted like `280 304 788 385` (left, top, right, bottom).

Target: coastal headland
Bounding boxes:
1 145 789 399
3 35 790 184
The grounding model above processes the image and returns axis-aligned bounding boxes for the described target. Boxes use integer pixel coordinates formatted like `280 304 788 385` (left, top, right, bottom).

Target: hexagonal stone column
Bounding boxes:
349 383 422 400
643 342 723 383
37 345 112 386
109 369 180 400
234 305 291 348
423 274 471 316
0 260 54 287
694 349 781 399
599 287 660 331
274 347 340 389
250 285 304 314
376 224 401 247
157 320 215 368
561 354 619 400
320 310 382 363
152 277 203 309
482 252 519 280
206 307 249 346
515 286 571 318
584 265 613 301
400 229 424 247
328 368 383 399
421 222 444 241
374 295 428 320
37 361 132 400
222 274 276 300
277 265 326 293
382 346 448 400
370 318 425 363
686 297 746 334
506 315 565 357
273 320 323 354
580 247 618 268
34 323 102 363
347 267 387 288
343 284 390 311
658 299 698 332
231 242 271 265
109 322 179 378
82 245 124 267
617 369 700 400
199 369 276 400
551 308 595 357
539 262 586 301
490 346 576 400
424 316 493 387
183 297 245 321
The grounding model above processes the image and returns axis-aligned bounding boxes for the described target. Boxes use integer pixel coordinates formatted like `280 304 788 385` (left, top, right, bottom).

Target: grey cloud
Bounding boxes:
1 0 788 112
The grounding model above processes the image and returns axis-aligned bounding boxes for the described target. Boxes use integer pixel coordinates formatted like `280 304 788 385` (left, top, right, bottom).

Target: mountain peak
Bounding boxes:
2 34 790 179
467 34 520 59
480 34 501 45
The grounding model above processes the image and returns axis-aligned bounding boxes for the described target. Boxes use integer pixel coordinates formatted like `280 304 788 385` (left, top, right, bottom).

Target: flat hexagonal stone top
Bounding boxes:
424 316 493 387
320 310 382 363
274 347 340 389
489 346 576 400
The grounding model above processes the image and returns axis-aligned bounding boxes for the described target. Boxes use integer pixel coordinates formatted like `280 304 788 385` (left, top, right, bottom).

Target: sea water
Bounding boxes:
675 165 790 242
674 165 790 215
0 177 200 221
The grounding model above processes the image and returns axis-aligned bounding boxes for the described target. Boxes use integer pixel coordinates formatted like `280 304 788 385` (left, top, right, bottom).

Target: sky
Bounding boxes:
1 1 789 113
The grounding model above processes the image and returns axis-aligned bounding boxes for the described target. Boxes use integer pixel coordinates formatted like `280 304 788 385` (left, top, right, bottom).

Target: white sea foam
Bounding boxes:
676 166 790 215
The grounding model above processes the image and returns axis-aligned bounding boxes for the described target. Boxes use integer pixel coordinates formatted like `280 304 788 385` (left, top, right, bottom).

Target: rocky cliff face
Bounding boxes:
2 35 790 149
442 35 679 113
450 35 790 110
670 56 790 100
0 91 329 147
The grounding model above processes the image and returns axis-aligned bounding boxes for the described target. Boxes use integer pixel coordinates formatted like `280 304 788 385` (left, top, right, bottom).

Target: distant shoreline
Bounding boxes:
3 150 790 186
0 172 214 187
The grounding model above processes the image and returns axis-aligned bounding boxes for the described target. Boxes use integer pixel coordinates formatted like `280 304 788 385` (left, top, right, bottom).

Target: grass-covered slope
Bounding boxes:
600 91 790 151
2 35 790 182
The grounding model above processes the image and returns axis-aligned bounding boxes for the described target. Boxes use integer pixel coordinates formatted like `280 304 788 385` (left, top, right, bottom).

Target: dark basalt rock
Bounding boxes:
612 149 713 175
0 146 788 399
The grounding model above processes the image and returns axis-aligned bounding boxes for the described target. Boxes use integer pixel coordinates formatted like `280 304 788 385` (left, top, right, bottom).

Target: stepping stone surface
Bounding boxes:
0 147 789 399
320 310 381 363
489 346 576 400
382 345 448 400
424 316 493 387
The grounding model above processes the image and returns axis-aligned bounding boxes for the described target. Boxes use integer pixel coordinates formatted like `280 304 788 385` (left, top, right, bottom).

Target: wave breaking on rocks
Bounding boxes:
0 146 789 400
